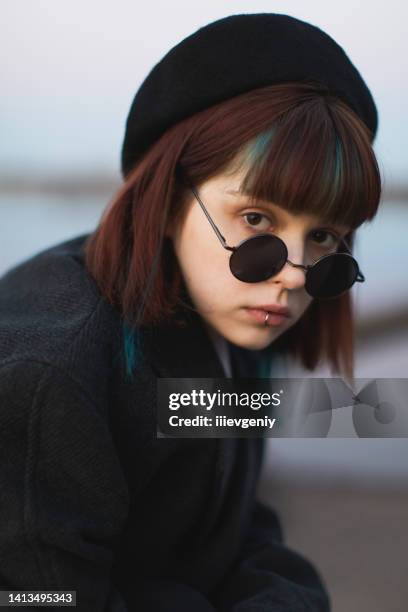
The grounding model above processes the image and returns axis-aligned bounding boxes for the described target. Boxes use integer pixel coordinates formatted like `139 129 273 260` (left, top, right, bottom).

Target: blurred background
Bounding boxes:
1 1 407 610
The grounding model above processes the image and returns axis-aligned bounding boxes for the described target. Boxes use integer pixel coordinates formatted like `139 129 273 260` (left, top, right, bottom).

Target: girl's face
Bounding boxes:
168 162 350 350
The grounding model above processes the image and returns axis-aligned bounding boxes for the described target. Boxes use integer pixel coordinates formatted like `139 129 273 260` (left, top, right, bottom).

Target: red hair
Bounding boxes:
84 82 381 383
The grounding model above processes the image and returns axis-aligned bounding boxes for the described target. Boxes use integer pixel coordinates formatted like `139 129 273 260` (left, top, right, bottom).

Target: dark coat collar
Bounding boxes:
138 289 228 380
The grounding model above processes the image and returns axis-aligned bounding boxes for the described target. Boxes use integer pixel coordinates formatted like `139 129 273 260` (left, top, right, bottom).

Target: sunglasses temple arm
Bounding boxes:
340 237 365 283
190 185 235 252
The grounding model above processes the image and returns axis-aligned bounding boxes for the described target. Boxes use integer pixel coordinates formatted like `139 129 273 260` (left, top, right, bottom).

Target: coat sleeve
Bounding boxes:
212 500 331 612
0 359 217 612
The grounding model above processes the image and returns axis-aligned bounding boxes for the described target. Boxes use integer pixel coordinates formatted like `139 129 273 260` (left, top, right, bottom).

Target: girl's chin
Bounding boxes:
225 322 286 352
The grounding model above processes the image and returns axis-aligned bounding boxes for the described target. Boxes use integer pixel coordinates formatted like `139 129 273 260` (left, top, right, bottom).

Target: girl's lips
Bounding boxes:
245 308 289 326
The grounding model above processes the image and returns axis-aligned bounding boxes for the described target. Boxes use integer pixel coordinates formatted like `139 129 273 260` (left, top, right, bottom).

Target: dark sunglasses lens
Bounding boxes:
306 253 359 298
230 234 287 282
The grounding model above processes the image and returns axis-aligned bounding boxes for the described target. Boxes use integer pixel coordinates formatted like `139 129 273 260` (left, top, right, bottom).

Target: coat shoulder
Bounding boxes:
0 233 125 395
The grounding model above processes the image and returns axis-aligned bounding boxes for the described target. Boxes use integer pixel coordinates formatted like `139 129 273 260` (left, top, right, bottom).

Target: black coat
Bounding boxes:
0 233 331 611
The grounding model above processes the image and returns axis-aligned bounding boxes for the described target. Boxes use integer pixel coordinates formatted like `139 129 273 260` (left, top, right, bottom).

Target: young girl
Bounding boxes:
0 13 381 612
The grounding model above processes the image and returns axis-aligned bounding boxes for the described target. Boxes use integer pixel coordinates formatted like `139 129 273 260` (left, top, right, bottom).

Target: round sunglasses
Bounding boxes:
189 184 365 299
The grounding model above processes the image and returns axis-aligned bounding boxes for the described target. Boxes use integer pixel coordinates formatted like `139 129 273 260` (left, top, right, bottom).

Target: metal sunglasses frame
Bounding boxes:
189 183 365 288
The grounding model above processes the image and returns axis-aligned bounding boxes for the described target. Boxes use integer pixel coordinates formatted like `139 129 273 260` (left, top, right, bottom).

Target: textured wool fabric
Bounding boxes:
121 12 378 177
0 234 331 611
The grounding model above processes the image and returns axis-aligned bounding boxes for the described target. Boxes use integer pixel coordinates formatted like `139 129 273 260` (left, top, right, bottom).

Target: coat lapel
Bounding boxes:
138 289 227 380
227 342 261 379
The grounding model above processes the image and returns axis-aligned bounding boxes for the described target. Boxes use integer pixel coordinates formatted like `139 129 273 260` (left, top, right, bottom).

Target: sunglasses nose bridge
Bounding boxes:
264 256 308 294
286 259 308 274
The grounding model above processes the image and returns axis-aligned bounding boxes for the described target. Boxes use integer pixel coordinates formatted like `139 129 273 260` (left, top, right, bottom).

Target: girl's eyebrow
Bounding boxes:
224 188 241 195
224 187 277 203
224 188 268 202
224 188 279 209
223 189 291 217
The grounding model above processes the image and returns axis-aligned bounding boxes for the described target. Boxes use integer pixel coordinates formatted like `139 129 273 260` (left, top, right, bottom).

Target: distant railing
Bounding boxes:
356 305 408 342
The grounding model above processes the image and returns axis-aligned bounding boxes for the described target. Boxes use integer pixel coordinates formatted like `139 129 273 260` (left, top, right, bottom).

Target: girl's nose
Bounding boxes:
267 240 307 291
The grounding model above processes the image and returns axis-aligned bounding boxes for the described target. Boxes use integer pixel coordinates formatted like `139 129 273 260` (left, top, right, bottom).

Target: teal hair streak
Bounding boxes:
256 341 283 378
323 134 344 215
123 321 142 381
333 135 343 191
247 126 276 167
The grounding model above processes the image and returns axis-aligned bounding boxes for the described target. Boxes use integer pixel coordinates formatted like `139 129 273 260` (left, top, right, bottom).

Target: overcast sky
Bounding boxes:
2 0 407 184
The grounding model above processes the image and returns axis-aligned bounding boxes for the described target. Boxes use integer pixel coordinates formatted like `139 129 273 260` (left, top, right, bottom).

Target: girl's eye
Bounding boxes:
310 229 341 249
242 212 272 231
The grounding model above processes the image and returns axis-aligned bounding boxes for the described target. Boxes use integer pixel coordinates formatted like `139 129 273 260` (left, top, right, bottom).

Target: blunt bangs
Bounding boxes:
237 97 381 230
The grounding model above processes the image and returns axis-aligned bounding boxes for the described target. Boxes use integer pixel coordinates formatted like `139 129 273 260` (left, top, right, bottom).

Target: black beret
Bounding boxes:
121 13 378 177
